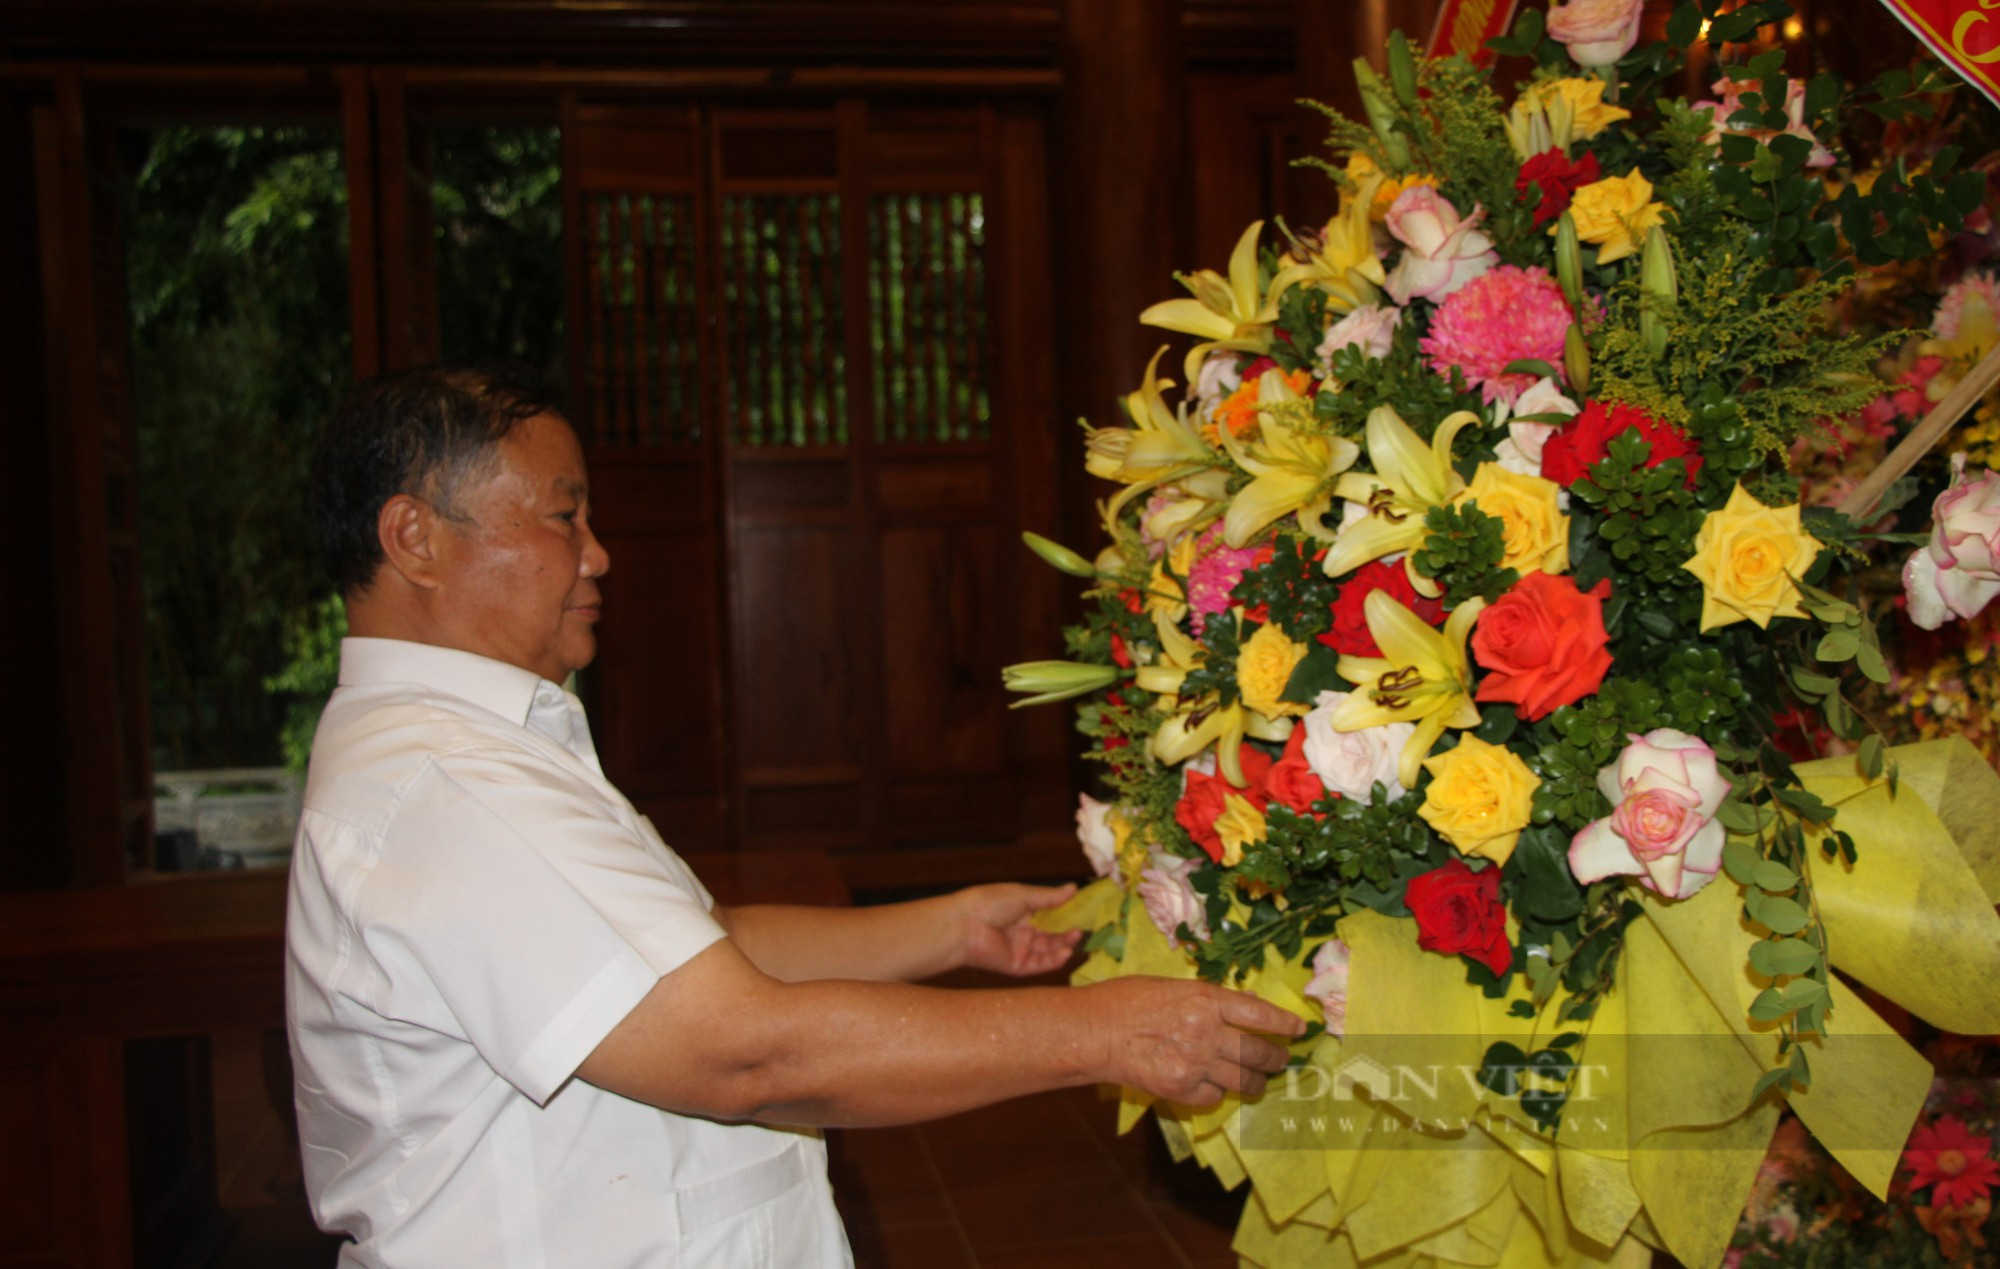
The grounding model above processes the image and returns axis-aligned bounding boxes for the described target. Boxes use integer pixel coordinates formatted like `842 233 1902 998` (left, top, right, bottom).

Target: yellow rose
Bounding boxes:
1417 735 1539 865
1453 463 1570 577
1682 484 1821 631
1538 77 1632 139
1564 169 1666 264
1213 793 1269 866
1237 622 1310 719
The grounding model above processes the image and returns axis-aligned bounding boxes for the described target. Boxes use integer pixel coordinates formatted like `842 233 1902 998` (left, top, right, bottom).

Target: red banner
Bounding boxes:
1878 1 2000 111
1427 0 1524 67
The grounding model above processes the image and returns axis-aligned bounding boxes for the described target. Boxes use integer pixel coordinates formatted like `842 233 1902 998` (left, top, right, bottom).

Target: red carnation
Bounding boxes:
1320 559 1446 657
1174 744 1274 862
1265 726 1329 816
1405 859 1513 976
1515 149 1601 227
1539 400 1703 489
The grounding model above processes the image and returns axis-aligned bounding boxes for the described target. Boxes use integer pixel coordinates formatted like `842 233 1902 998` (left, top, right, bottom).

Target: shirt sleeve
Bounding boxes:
358 750 727 1105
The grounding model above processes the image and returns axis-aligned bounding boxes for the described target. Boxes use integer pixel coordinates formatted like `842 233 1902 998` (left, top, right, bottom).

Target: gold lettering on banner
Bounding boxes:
1454 0 1495 53
1954 0 2000 66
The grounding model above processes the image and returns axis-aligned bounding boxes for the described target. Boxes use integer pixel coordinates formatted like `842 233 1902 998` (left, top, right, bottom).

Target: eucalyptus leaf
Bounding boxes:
1754 895 1811 935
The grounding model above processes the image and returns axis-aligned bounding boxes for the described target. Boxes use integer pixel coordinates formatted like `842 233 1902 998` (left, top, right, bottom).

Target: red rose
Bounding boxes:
1109 632 1133 668
1320 559 1446 657
1174 744 1275 862
1540 400 1702 489
1405 859 1512 976
1515 148 1601 227
1265 726 1329 815
1471 572 1613 720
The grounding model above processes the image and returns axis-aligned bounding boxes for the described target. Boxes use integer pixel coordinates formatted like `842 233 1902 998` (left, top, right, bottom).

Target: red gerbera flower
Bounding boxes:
1906 1115 2000 1210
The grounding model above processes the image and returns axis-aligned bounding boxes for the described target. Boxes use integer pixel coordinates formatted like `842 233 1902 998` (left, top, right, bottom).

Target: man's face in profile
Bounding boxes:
436 412 610 683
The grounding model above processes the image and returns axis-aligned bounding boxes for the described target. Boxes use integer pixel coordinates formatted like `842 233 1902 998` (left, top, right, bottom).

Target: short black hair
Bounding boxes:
310 363 565 593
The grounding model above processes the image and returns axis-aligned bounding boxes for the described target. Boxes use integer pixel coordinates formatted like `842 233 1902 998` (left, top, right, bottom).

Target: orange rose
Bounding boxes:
1470 572 1612 720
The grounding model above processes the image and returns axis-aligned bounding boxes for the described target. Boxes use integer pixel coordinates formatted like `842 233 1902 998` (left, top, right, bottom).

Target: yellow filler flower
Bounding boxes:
1321 403 1481 592
1141 221 1281 383
1331 590 1486 790
1218 370 1360 548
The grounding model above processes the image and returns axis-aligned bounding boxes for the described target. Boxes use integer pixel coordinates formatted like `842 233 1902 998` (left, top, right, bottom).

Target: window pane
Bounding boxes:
123 123 350 868
433 125 564 388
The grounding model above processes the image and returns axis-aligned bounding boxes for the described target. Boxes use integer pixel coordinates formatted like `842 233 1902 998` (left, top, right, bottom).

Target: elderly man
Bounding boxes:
286 364 1301 1267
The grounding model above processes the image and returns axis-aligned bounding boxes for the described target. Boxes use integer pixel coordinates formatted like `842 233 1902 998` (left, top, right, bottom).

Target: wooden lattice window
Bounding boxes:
581 191 700 445
719 193 846 447
868 192 989 444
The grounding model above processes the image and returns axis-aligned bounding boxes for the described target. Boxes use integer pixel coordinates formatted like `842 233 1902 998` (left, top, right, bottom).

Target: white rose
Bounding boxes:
1905 453 2000 630
1304 938 1352 1037
1302 690 1412 804
1383 186 1498 305
1194 350 1243 423
1569 728 1730 899
1075 793 1117 878
1138 849 1210 949
1508 376 1580 423
1316 303 1402 379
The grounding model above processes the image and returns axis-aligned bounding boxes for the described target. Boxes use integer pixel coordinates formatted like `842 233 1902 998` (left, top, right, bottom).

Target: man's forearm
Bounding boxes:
717 898 968 982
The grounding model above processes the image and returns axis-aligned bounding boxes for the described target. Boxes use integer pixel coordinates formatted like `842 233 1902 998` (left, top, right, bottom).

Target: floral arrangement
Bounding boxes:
1012 4 2000 1267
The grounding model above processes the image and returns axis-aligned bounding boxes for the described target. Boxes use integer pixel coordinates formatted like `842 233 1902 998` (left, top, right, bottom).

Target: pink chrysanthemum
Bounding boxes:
1420 264 1573 407
1934 273 2000 341
1184 525 1263 636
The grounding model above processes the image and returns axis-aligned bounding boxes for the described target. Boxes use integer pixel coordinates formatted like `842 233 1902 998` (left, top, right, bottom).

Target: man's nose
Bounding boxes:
581 521 611 579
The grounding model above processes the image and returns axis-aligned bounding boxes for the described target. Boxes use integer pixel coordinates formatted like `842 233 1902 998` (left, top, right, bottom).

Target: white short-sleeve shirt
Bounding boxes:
286 637 852 1268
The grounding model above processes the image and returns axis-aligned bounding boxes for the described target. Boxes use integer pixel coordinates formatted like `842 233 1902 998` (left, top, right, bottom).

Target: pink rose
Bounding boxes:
1316 303 1402 376
1383 187 1498 305
1304 938 1352 1037
1076 793 1117 878
1138 849 1210 949
1905 454 2000 630
1569 729 1729 899
1546 0 1644 69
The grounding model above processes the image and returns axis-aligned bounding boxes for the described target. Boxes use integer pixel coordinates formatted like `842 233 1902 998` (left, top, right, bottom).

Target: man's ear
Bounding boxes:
377 493 444 590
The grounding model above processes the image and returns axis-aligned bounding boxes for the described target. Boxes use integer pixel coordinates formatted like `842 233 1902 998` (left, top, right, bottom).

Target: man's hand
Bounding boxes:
953 882 1084 977
1090 977 1303 1107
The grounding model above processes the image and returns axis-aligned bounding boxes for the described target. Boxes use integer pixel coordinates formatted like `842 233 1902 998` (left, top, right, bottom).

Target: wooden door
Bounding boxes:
566 96 1071 881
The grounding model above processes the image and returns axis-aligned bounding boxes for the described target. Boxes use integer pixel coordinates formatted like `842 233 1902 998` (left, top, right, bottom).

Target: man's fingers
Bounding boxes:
1019 882 1078 911
1216 989 1308 1038
1235 1034 1293 1075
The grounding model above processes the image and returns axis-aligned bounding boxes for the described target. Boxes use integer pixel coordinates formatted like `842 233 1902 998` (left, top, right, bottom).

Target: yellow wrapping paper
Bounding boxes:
1036 740 2000 1268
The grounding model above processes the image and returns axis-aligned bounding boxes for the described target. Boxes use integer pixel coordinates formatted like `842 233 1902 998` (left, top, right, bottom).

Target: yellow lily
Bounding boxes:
1135 609 1289 786
1331 591 1485 790
1217 369 1360 547
1321 404 1482 591
1084 348 1222 528
1268 194 1386 318
1140 221 1280 383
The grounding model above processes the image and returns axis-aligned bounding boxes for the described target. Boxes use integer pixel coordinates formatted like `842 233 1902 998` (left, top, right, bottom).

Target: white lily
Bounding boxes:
1321 404 1481 593
1218 370 1360 547
1141 221 1281 382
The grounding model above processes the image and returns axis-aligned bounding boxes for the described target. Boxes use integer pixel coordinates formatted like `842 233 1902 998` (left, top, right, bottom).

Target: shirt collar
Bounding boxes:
338 637 548 728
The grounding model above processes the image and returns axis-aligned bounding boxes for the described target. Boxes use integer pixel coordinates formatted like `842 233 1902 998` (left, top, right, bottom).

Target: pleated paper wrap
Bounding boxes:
1040 739 2000 1268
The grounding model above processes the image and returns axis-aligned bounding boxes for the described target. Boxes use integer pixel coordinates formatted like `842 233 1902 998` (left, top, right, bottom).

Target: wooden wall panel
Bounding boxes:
0 1057 59 1264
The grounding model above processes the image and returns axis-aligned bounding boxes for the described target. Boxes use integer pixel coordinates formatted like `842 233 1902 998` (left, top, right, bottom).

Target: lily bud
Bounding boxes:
1555 213 1584 311
1563 323 1592 398
1387 32 1419 110
1640 226 1677 361
1001 660 1120 709
1021 531 1097 578
1352 59 1412 170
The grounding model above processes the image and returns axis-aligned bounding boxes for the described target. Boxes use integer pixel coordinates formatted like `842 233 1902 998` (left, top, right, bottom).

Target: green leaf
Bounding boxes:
1816 627 1860 662
1748 987 1791 1022
1855 640 1889 684
1790 668 1838 697
1750 1064 1793 1104
1749 938 1818 977
1753 860 1800 892
1501 358 1564 381
1779 977 1829 1009
1755 896 1811 935
1281 644 1346 706
1723 838 1762 886
1512 825 1585 923
1859 734 1885 779
1479 1041 1529 1096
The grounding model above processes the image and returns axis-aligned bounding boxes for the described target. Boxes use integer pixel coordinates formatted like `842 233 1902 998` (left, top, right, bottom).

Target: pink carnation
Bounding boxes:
1935 273 2000 341
1185 524 1264 636
1419 265 1574 407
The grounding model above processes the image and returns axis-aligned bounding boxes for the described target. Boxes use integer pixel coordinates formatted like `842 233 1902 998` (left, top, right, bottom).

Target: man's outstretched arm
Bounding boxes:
713 883 1083 983
574 936 1302 1129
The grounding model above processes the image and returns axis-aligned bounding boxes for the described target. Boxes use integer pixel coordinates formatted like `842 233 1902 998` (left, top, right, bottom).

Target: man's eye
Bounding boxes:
556 510 578 523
